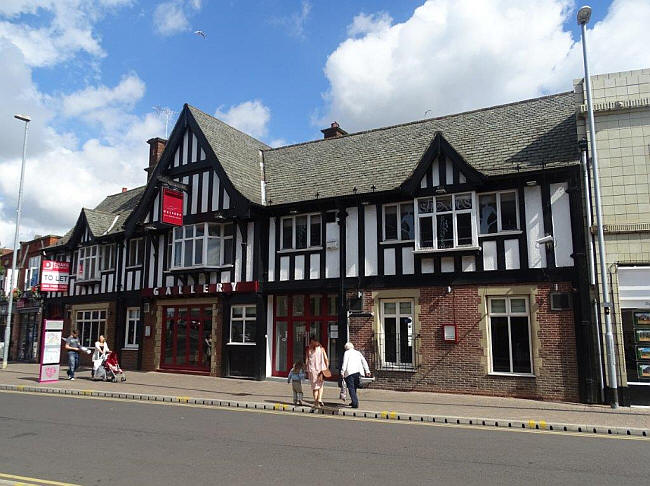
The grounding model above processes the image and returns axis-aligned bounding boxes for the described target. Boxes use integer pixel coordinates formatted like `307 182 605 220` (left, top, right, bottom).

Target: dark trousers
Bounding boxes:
344 373 361 408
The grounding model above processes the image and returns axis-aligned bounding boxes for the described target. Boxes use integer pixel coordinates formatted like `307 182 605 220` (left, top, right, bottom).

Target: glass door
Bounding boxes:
161 305 212 371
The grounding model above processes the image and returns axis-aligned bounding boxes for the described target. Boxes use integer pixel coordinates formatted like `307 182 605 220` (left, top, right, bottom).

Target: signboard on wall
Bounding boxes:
40 260 70 292
39 319 63 383
161 188 184 226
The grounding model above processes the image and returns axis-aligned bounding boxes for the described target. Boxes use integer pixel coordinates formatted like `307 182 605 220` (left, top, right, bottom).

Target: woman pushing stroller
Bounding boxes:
92 335 110 378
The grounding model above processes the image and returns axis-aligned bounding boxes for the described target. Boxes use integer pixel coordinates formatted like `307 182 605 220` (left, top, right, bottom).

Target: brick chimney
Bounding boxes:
146 137 167 181
321 121 347 139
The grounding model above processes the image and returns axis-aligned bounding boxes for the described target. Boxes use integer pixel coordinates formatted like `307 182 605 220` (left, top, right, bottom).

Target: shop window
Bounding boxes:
99 244 115 271
171 222 233 269
383 202 415 241
127 238 144 267
379 299 415 370
488 297 532 374
125 307 140 349
280 214 322 250
229 305 257 344
415 193 477 251
25 255 40 288
478 191 519 235
77 246 100 281
76 310 107 348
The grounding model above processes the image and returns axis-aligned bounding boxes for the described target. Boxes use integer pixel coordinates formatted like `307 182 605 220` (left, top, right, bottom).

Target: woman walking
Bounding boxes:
306 338 329 407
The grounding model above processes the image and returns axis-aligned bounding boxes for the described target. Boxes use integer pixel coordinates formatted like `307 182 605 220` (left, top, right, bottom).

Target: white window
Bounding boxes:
25 255 41 288
99 244 115 271
280 214 321 250
379 299 414 369
75 309 106 348
415 193 478 251
383 202 414 241
172 223 233 269
125 307 140 349
229 305 256 344
77 246 100 281
478 191 519 234
127 239 144 267
488 297 533 375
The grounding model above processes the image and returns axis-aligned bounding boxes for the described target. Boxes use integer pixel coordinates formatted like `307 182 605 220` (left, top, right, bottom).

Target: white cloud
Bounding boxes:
272 1 311 39
347 12 392 37
153 0 202 36
321 0 650 132
62 74 146 117
214 100 271 139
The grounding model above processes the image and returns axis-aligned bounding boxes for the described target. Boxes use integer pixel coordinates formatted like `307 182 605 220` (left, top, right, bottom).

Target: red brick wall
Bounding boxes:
348 283 580 402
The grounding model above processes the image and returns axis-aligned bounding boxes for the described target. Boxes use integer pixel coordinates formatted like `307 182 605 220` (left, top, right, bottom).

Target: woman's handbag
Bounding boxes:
322 368 332 378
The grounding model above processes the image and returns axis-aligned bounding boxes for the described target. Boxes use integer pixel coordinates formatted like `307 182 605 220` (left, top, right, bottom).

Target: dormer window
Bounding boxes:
414 193 478 251
172 222 233 269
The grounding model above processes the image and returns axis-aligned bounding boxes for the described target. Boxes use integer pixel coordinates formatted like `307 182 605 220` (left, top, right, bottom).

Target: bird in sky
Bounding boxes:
194 30 207 39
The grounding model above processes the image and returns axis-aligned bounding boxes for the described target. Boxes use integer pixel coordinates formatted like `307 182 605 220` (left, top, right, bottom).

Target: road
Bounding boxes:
0 392 648 486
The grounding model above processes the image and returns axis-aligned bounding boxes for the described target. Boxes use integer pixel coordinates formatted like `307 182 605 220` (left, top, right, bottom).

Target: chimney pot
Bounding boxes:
321 121 347 139
146 137 168 181
122 187 128 193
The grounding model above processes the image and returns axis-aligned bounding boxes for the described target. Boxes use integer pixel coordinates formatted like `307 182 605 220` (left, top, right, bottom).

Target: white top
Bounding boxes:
92 341 110 361
341 349 370 378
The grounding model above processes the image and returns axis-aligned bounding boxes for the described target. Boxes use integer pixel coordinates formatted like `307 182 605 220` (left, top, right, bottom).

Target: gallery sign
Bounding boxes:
142 281 259 298
39 319 63 383
40 260 70 292
161 188 184 226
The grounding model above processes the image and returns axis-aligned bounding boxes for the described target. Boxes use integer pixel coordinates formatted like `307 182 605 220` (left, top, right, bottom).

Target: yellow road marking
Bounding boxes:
176 396 190 403
528 420 536 428
0 472 79 486
539 420 547 429
1 389 646 442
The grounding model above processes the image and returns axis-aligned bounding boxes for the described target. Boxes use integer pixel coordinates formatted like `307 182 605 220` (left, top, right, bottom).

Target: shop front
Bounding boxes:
271 294 341 378
161 304 212 372
618 266 650 405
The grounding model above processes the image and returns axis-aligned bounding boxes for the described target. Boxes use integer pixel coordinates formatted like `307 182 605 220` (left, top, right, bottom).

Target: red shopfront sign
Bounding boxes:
161 188 184 226
142 281 259 298
40 260 70 292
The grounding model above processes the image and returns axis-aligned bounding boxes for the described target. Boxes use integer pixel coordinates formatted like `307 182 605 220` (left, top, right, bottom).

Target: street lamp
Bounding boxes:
2 114 31 369
577 6 619 408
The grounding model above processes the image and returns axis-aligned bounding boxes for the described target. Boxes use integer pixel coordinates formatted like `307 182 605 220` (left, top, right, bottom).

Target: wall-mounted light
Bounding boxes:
535 234 555 249
525 180 537 186
289 210 298 215
435 188 447 195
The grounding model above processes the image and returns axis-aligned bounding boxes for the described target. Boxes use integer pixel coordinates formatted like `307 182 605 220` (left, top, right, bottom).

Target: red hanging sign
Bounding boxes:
161 188 184 226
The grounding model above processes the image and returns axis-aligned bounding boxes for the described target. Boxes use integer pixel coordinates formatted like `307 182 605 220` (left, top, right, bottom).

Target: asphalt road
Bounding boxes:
0 392 648 486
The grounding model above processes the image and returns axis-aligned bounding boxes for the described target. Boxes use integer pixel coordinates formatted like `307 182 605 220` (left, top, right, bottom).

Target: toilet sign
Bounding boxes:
40 260 70 292
39 319 63 383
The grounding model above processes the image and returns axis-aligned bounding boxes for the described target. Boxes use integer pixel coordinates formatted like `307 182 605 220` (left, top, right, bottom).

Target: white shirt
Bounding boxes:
341 349 370 378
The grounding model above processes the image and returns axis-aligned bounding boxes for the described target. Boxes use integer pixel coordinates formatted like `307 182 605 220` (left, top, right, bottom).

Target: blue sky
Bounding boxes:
0 0 648 246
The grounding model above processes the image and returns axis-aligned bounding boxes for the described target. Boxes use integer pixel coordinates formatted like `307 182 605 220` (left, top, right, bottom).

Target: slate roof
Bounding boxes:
188 105 269 204
49 186 145 248
261 92 579 205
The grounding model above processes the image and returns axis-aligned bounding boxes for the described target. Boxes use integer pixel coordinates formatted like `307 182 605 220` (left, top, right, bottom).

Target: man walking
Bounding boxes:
340 342 370 409
64 329 81 380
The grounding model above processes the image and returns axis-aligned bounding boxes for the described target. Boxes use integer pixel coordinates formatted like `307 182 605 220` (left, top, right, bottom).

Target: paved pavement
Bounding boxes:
1 363 649 430
1 393 648 486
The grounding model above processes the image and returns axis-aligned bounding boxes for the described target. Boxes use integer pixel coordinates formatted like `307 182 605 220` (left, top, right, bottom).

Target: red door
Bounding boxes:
272 294 339 378
161 305 213 371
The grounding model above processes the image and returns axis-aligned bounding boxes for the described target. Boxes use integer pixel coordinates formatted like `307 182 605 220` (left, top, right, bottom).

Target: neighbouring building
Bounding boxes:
44 93 601 403
575 68 650 405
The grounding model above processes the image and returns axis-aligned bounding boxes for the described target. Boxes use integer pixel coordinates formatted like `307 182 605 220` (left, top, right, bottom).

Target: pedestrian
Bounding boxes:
306 338 329 407
287 361 306 405
340 342 370 409
64 329 81 380
92 335 110 378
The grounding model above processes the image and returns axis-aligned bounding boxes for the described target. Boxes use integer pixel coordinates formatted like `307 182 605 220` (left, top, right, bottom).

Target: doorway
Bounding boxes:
161 305 212 371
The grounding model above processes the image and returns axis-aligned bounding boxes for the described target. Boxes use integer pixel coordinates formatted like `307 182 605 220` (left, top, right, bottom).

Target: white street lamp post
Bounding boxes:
577 5 618 408
2 114 31 369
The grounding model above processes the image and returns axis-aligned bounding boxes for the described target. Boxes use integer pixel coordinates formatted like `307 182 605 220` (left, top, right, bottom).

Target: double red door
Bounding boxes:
161 305 212 371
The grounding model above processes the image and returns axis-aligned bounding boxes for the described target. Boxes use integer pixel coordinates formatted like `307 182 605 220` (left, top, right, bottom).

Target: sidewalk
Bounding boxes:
2 363 649 432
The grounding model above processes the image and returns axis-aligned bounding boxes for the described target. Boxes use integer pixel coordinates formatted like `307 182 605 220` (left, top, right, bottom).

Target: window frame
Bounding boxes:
229 305 257 345
279 213 322 251
99 244 115 272
379 298 415 370
414 192 479 252
478 190 520 235
124 307 140 349
382 201 415 242
170 222 234 270
75 309 107 348
77 245 100 282
25 255 41 288
487 296 534 376
127 238 144 268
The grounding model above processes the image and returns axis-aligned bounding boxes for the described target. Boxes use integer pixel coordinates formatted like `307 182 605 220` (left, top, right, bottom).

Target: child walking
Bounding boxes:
287 361 306 405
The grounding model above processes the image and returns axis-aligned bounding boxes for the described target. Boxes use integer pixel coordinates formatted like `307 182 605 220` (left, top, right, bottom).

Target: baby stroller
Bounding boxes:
93 351 126 382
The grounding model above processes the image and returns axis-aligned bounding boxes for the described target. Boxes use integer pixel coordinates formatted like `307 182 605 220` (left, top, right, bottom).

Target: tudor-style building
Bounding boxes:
44 92 601 403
